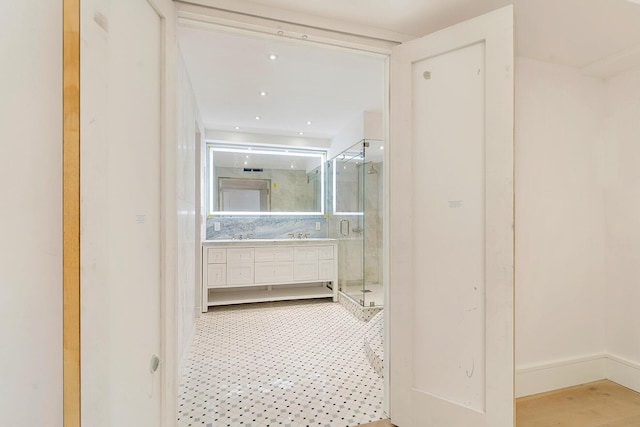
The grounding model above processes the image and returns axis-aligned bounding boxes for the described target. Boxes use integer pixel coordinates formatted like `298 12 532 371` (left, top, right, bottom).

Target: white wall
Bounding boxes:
515 58 607 396
603 65 640 391
0 3 62 426
177 51 204 370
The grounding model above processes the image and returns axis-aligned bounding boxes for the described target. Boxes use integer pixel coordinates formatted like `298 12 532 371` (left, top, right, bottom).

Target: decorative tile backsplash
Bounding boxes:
206 216 327 240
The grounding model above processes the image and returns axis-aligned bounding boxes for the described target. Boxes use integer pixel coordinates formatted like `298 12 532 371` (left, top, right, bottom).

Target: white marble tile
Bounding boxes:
178 300 385 426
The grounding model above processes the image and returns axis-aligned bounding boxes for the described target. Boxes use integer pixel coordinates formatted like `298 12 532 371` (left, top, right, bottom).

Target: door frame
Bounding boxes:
173 2 398 420
63 0 179 425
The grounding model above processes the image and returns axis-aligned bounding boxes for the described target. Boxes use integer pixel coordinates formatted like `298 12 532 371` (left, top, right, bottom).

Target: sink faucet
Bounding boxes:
288 233 296 239
228 234 236 240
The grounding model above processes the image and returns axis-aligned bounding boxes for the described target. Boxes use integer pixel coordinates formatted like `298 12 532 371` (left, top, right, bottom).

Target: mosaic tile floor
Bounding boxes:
178 299 385 427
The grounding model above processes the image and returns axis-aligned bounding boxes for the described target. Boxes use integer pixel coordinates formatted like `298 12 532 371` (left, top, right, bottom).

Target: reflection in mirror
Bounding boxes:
208 143 325 215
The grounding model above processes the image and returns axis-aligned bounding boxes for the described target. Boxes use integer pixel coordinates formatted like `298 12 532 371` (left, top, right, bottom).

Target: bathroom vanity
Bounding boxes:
201 239 338 311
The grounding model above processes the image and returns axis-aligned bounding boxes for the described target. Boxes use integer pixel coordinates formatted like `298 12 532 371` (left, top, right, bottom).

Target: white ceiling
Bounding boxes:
179 26 385 139
178 0 640 141
240 0 640 71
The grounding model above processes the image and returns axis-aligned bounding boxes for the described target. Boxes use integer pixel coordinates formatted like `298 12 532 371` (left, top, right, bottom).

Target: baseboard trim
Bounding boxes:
515 354 607 397
516 353 640 397
606 354 640 394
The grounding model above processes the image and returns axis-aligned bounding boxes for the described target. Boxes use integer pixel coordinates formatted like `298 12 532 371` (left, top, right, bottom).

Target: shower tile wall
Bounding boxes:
364 163 383 287
206 216 327 240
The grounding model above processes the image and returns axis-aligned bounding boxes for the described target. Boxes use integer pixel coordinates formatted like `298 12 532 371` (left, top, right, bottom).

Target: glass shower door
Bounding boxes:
328 142 366 305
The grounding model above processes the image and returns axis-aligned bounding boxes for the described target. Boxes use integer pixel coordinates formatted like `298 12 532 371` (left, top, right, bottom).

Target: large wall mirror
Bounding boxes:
208 143 326 215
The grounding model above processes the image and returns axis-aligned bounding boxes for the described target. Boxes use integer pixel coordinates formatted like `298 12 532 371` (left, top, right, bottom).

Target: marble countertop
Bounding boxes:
203 238 337 246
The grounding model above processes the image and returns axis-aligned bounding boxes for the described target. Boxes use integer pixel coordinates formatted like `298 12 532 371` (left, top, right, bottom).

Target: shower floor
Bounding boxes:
342 283 384 307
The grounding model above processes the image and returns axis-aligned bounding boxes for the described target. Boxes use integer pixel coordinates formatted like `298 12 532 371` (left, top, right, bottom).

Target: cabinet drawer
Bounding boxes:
294 261 319 281
318 246 334 260
254 247 294 262
255 262 294 284
318 259 334 280
227 263 254 285
294 247 319 262
207 264 227 287
207 247 227 264
226 248 255 263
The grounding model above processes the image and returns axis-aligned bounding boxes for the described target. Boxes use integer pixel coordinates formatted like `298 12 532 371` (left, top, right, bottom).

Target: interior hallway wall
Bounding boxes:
177 51 204 370
0 3 62 426
515 57 607 396
603 65 640 390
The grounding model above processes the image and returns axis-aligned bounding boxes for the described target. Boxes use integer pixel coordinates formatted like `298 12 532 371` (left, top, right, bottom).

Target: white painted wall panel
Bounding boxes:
176 51 204 371
0 3 62 426
411 42 486 410
603 66 640 378
515 58 606 375
81 0 163 425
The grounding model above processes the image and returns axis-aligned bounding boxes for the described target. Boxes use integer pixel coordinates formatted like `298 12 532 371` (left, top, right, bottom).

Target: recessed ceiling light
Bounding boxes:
244 161 248 165
259 91 268 97
306 121 312 125
290 164 294 169
380 146 384 150
268 53 279 61
299 132 304 136
255 116 261 120
234 126 240 130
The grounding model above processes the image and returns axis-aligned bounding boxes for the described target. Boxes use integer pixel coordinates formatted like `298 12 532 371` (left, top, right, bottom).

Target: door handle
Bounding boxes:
340 219 350 237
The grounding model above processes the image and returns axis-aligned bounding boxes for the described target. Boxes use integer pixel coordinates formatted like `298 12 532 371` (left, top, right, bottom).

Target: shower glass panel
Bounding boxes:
327 139 384 307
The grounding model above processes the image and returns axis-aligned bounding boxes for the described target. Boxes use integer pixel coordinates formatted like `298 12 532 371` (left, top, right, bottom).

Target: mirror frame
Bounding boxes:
207 142 326 216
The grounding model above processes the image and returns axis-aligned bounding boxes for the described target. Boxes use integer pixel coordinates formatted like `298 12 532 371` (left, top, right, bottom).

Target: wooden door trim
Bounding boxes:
63 0 81 425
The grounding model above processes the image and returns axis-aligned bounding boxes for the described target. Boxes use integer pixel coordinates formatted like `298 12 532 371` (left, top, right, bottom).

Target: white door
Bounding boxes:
80 0 176 425
389 5 514 426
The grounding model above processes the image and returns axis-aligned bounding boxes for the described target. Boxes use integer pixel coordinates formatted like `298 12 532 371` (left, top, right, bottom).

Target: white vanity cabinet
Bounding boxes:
202 239 338 310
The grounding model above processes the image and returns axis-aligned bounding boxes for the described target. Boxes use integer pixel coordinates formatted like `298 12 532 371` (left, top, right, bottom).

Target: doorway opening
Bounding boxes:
175 21 389 426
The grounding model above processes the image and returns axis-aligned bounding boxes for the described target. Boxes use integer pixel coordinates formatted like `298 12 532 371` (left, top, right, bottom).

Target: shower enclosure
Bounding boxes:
327 139 384 307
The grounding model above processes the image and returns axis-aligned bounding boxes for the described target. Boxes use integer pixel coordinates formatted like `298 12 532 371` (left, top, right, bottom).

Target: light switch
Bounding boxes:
214 222 221 231
315 222 321 230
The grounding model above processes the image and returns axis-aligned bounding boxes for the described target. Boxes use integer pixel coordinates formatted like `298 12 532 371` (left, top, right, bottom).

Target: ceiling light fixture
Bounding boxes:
268 53 279 61
380 146 384 150
234 126 240 130
259 91 267 97
255 116 261 120
306 121 312 125
299 132 304 136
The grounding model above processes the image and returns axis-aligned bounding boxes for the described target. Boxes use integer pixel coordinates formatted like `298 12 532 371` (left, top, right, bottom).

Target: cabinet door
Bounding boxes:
294 261 319 281
207 264 227 287
294 247 319 262
318 260 334 281
207 247 227 263
255 262 294 284
227 262 254 285
254 247 294 262
318 246 334 260
227 248 255 263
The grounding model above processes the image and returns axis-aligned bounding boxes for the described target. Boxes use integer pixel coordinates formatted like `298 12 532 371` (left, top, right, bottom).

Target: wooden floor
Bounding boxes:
360 381 640 427
516 380 640 427
357 420 394 427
